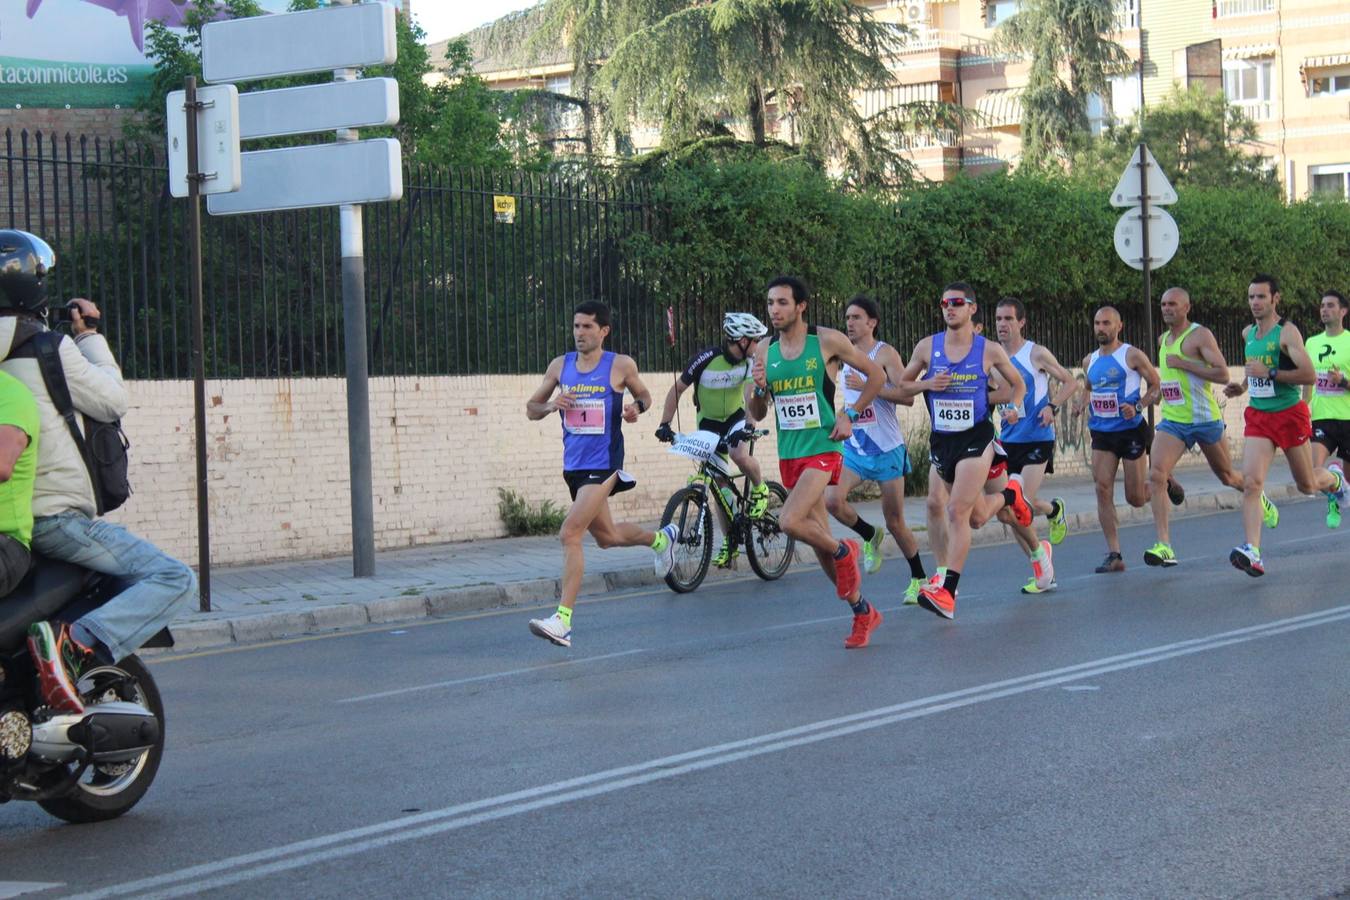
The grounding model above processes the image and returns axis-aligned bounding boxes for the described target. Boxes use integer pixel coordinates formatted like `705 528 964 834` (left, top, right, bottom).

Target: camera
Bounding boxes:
54 302 99 329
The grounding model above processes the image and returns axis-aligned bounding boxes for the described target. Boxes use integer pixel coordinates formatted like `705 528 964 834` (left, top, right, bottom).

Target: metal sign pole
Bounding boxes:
1138 142 1156 428
333 0 375 577
184 75 213 610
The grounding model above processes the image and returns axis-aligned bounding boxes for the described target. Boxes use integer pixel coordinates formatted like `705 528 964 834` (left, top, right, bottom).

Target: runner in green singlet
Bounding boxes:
747 276 888 649
1303 289 1350 528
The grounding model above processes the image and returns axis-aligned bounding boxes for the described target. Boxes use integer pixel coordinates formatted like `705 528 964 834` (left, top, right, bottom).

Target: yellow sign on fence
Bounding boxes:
493 195 516 224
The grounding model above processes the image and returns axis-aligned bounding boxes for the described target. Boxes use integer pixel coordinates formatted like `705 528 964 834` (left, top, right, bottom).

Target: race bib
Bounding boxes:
774 391 821 430
1090 390 1120 418
853 404 878 429
1315 371 1346 396
933 397 975 433
1248 375 1275 398
1161 380 1184 405
563 398 606 435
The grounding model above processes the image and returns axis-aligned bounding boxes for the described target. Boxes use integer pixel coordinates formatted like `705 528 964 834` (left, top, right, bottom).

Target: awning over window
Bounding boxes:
1222 44 1277 60
975 86 1023 128
1302 53 1350 71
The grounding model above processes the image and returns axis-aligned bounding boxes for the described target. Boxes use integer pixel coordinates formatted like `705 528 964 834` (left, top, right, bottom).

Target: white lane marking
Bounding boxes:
338 649 648 703
72 604 1350 900
1062 685 1100 692
0 884 65 899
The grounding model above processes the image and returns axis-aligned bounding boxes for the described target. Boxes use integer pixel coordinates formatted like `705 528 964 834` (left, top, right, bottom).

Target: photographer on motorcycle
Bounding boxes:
0 229 197 715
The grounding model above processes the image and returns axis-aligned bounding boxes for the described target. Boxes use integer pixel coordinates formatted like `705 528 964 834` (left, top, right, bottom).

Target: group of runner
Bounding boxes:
524 275 1349 649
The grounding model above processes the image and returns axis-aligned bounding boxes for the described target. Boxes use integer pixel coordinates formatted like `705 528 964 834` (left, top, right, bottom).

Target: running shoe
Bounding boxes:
834 539 862 600
1328 494 1342 530
1143 542 1178 567
652 524 679 577
1329 462 1348 509
1095 551 1125 573
1261 492 1280 530
713 538 738 568
1005 475 1032 527
1229 543 1264 577
1166 476 1185 506
903 577 922 605
748 483 770 519
528 613 572 648
917 584 956 619
26 621 86 714
844 605 883 649
1020 577 1057 594
862 529 884 575
1047 497 1068 545
1031 540 1055 590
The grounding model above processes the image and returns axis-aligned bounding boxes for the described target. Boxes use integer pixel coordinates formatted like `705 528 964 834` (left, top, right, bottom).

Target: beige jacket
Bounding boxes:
0 318 129 519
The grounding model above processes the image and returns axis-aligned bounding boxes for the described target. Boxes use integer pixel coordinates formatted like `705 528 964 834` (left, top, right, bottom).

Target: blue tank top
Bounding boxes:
1087 344 1142 433
1000 340 1055 443
559 351 624 471
925 333 990 435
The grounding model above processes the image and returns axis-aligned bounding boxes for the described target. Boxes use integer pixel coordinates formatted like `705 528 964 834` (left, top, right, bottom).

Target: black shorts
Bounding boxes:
1001 440 1055 475
1090 421 1152 461
929 419 997 485
1312 419 1350 462
563 469 637 501
697 409 747 439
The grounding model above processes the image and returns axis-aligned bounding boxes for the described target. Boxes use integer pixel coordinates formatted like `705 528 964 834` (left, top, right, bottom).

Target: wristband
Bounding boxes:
753 386 767 398
1267 364 1277 381
845 407 860 423
635 398 647 413
1048 403 1059 414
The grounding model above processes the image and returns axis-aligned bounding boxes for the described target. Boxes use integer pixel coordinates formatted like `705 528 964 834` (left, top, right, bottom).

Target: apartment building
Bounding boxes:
437 0 1349 197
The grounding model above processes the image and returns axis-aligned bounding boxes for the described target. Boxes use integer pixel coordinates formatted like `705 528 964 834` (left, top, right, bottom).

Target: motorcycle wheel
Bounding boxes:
38 654 165 824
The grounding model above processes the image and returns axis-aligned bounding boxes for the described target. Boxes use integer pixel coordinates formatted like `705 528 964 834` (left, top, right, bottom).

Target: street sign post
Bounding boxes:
206 140 402 215
201 1 396 83
237 78 399 140
166 84 240 199
1113 206 1179 271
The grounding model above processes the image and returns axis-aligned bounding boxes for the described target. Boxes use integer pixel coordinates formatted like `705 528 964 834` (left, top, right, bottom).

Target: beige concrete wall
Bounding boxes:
108 367 1258 567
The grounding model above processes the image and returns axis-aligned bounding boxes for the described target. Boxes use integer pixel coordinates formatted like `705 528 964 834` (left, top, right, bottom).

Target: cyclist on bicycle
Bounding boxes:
657 312 770 567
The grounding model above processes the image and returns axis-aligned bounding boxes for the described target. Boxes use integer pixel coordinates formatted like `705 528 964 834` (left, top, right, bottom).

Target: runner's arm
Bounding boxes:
1127 347 1162 409
825 327 884 415
617 355 653 421
1072 355 1092 412
1224 326 1253 397
895 338 936 400
1033 345 1079 414
747 338 771 421
1167 328 1231 384
876 344 914 406
986 343 1025 409
526 357 568 419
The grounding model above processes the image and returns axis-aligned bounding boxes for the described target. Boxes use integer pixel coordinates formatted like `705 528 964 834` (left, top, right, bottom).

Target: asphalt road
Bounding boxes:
2 501 1348 899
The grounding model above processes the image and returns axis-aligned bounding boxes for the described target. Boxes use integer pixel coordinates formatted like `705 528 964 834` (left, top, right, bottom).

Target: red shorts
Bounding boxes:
779 452 843 489
1244 401 1312 450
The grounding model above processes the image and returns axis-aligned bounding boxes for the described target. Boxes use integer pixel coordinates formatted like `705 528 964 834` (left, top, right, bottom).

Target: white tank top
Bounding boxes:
843 341 905 456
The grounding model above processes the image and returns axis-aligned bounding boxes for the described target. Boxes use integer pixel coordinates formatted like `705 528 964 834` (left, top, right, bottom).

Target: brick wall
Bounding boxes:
107 367 1256 566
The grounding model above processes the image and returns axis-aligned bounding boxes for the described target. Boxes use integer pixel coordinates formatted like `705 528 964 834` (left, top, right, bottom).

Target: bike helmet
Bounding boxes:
723 311 768 341
0 229 55 314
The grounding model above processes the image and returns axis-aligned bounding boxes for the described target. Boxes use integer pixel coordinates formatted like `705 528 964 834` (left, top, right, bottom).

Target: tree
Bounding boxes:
995 0 1132 168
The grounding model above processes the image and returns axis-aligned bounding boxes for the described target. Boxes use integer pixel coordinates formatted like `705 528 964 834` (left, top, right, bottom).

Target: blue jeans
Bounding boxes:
32 512 197 662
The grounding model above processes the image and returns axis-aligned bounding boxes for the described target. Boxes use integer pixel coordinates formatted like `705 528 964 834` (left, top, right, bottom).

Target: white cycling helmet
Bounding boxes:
723 311 768 341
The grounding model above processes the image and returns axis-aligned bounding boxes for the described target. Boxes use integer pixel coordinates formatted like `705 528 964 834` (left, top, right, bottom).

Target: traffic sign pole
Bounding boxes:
1138 141 1156 421
184 75 213 610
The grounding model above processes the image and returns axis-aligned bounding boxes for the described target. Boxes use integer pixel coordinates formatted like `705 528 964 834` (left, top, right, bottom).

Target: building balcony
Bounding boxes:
1233 98 1277 120
1214 0 1275 18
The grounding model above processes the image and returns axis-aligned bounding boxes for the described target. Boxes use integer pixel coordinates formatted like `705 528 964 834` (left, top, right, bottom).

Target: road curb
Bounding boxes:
161 482 1313 653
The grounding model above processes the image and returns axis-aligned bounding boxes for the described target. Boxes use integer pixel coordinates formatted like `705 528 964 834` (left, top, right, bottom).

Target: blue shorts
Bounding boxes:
1157 418 1225 450
842 444 912 482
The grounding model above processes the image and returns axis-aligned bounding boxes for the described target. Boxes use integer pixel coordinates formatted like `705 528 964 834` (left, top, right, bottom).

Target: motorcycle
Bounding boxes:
0 555 169 823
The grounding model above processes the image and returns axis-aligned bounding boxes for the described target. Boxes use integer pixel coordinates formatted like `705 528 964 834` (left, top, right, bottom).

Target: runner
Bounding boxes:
1075 306 1169 574
993 297 1077 594
896 282 1036 619
1223 275 1347 576
1304 289 1350 528
524 301 678 647
747 276 888 648
1144 287 1277 566
656 312 770 567
823 295 927 604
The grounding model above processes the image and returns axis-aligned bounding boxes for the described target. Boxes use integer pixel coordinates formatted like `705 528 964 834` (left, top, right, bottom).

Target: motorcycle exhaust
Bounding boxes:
29 701 159 764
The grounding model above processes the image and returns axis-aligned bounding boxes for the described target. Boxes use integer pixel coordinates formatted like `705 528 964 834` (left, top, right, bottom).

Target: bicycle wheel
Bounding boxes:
746 481 794 581
661 486 714 593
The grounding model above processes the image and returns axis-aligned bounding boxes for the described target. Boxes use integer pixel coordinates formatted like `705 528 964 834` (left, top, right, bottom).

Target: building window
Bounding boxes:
1310 69 1350 96
1310 164 1350 199
1109 73 1141 123
986 0 1019 27
1114 0 1138 30
1214 0 1275 17
1223 57 1275 119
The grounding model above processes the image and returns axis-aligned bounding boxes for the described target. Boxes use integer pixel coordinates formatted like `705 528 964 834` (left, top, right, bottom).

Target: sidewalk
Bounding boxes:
165 463 1308 652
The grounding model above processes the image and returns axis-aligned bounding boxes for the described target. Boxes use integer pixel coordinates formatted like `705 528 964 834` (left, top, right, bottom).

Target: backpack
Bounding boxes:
9 330 131 514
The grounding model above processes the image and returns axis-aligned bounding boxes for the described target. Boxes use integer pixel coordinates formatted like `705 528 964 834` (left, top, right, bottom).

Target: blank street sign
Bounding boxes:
166 83 241 198
1113 206 1179 271
238 78 400 140
206 139 403 215
202 2 396 84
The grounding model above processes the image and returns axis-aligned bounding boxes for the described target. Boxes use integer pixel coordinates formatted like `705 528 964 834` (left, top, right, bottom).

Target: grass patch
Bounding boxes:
497 488 567 537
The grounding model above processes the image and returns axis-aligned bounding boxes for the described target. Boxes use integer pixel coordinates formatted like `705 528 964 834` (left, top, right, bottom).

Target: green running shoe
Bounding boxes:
713 538 739 568
748 483 770 519
1047 497 1067 545
1328 495 1342 530
903 576 921 605
1020 576 1057 594
1261 491 1279 530
861 528 884 575
1143 541 1178 567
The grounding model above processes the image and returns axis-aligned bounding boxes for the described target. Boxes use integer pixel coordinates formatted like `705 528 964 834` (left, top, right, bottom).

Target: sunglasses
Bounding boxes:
940 297 969 308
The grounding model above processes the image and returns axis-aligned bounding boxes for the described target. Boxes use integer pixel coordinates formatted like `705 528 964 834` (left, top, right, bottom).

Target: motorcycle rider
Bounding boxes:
0 230 197 714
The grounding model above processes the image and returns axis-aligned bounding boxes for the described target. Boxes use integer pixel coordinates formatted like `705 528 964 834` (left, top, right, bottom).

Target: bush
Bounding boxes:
904 424 931 498
497 488 566 536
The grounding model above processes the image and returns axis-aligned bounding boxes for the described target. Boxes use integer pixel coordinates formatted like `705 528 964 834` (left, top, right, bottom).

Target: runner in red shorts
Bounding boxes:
748 276 887 648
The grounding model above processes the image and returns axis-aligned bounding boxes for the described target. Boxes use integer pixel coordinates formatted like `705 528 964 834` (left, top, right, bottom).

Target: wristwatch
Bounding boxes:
1267 364 1277 380
1048 403 1060 414
753 386 768 398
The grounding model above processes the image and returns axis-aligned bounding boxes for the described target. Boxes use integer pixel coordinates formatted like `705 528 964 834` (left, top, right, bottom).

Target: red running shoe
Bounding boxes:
844 605 883 649
917 584 956 619
834 539 862 600
1005 476 1033 527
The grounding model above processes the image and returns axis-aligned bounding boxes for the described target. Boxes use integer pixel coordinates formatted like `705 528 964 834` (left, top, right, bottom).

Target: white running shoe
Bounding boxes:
653 523 679 576
528 613 572 648
1032 539 1056 591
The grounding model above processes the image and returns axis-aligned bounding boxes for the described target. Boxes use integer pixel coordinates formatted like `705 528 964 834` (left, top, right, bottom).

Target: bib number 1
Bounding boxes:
563 398 606 434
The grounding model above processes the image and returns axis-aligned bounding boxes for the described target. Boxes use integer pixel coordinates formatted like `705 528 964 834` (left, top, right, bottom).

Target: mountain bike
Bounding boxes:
660 427 794 593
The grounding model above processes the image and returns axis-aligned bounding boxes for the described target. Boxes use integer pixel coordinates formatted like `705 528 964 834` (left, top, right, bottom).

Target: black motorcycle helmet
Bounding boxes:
0 229 56 315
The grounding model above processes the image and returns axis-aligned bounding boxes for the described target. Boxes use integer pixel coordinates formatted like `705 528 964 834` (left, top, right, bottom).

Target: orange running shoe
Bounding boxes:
1005 476 1033 527
844 605 883 649
917 584 956 619
834 539 862 600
